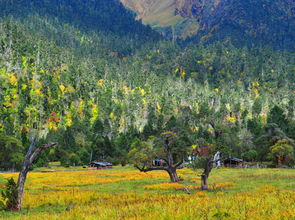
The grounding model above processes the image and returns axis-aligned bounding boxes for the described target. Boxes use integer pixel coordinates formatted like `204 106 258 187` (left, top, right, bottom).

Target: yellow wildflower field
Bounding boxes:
0 167 294 219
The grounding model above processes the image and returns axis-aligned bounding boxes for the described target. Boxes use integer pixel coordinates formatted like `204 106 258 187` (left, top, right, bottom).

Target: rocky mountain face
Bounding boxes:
119 0 185 28
120 0 295 48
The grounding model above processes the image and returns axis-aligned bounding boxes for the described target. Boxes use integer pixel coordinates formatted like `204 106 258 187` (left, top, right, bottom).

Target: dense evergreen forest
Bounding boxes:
0 0 294 170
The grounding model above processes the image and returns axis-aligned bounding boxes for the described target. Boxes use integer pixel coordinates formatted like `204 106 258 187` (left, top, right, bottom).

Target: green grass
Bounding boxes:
0 167 294 219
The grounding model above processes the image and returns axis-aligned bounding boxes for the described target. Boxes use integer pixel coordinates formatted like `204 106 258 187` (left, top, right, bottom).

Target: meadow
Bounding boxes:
0 166 294 219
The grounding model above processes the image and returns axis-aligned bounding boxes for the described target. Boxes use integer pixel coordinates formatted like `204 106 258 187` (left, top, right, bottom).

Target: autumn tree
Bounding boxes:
269 139 294 167
128 132 186 182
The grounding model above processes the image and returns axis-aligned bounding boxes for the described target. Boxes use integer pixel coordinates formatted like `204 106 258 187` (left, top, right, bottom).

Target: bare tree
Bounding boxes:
15 139 57 211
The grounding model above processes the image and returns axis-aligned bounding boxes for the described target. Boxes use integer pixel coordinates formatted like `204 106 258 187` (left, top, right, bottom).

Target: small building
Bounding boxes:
152 159 166 167
224 158 243 167
89 162 112 169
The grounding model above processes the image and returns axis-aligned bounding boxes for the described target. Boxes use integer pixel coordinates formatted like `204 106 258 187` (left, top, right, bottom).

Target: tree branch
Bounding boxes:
29 142 57 164
174 160 183 168
135 165 168 172
25 138 36 160
203 158 222 177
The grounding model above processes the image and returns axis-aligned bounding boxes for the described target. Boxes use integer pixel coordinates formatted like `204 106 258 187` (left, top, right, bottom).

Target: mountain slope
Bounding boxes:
121 0 295 48
120 0 185 27
187 0 295 49
0 0 160 55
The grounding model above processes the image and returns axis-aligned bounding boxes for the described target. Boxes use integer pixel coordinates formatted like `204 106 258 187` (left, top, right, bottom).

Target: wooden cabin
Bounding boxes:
89 162 112 169
224 158 243 167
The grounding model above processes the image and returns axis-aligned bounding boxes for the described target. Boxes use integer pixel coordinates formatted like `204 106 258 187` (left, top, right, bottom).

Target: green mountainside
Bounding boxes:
0 0 294 168
0 0 160 56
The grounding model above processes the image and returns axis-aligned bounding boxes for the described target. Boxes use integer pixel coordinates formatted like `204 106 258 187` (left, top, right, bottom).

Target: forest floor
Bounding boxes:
0 166 294 219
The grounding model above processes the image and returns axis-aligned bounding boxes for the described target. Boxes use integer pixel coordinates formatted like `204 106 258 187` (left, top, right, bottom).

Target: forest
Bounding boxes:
0 0 294 216
0 0 295 219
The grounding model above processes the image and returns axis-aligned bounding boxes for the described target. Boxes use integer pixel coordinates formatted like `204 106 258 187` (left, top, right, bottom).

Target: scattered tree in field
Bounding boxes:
16 139 57 211
193 147 222 190
128 132 185 182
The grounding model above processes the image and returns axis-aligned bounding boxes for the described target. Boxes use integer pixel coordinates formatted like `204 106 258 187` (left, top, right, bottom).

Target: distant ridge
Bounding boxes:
120 0 295 49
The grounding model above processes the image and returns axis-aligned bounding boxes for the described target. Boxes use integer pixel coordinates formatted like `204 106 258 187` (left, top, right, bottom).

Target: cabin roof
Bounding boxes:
90 162 112 166
224 157 243 162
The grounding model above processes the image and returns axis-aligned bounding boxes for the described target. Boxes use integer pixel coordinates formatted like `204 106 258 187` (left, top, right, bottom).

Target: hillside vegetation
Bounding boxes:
0 0 294 170
0 0 294 217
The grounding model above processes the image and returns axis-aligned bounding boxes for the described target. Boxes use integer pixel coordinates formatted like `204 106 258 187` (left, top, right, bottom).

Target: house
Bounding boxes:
89 162 112 169
152 159 166 167
224 158 243 167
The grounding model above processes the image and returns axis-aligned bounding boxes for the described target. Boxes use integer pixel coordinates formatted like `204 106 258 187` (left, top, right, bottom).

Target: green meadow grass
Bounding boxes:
0 167 294 219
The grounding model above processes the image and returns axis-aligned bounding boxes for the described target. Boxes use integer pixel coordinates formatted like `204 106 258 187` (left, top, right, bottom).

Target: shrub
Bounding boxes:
0 178 18 211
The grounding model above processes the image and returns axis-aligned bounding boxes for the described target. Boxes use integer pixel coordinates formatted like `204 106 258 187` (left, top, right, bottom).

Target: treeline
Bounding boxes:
0 10 294 170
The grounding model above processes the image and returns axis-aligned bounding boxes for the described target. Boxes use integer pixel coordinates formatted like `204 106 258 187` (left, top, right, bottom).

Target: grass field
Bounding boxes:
0 167 294 219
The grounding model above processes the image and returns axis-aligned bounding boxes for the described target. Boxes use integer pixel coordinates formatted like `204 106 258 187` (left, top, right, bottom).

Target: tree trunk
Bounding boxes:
201 174 209 190
14 140 57 211
200 159 214 191
167 167 180 183
16 166 29 211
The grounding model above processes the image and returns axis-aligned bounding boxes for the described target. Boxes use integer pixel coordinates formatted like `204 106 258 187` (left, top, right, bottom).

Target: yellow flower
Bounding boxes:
35 89 42 95
90 104 99 124
8 73 17 86
97 79 105 86
214 88 219 93
144 183 184 190
252 88 259 98
122 86 129 94
225 115 236 123
119 117 125 128
252 81 260 87
195 192 207 197
195 103 200 114
24 109 30 115
109 112 115 119
181 70 186 80
66 85 75 93
156 103 161 112
21 84 27 90
59 85 65 94
140 88 146 97
66 119 73 127
142 99 147 107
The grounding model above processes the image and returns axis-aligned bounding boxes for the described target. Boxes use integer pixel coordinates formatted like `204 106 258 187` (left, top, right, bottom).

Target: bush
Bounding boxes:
0 178 18 211
244 150 258 162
